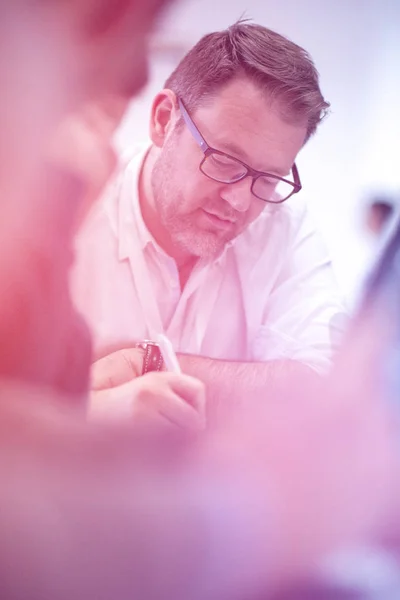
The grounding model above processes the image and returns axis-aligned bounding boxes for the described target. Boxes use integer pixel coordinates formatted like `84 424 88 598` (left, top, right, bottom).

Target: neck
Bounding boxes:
139 147 195 272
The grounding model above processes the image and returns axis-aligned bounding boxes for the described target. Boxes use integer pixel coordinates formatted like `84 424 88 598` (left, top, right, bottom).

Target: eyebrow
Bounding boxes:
215 139 289 177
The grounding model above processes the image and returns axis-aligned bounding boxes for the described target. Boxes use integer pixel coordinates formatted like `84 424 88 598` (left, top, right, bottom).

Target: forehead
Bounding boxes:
192 77 307 175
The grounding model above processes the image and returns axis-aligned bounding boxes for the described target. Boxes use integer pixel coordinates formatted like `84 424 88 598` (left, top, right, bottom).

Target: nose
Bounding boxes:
219 177 253 213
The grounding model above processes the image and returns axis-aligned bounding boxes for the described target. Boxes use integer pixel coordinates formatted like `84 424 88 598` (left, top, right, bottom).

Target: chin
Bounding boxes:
176 229 231 260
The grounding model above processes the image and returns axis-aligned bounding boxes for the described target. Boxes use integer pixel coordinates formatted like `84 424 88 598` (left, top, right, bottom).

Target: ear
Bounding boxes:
149 89 179 148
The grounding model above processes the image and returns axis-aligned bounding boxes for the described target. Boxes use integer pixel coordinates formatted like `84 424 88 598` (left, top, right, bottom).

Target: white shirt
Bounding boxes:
71 146 346 373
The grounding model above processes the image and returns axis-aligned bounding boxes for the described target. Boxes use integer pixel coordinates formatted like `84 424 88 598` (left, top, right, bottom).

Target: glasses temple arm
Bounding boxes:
178 98 209 153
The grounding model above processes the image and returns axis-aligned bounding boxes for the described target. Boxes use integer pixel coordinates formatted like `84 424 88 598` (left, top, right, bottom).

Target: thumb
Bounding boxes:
91 348 143 390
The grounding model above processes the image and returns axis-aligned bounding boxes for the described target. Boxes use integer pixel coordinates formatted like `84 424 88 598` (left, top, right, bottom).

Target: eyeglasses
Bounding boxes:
178 98 302 204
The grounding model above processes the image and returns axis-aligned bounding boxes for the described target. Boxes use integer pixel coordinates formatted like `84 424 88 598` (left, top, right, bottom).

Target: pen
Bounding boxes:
157 334 182 374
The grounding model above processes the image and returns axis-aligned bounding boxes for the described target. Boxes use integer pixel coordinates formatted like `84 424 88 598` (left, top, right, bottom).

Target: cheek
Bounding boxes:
173 169 213 213
240 200 266 229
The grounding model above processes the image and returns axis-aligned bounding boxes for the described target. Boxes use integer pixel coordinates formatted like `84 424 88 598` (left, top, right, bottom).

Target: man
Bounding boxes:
72 21 346 418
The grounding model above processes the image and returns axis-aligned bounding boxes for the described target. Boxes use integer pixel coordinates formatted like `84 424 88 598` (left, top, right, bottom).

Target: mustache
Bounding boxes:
202 206 238 223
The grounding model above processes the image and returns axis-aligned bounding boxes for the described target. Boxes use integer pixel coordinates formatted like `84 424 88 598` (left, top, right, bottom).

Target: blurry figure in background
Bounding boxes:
268 207 400 599
0 0 205 424
366 195 397 237
350 193 399 313
0 0 211 596
0 0 157 397
72 21 346 423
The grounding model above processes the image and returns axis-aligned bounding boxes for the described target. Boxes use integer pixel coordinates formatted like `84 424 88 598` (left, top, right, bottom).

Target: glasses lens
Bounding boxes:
201 153 247 183
253 175 295 203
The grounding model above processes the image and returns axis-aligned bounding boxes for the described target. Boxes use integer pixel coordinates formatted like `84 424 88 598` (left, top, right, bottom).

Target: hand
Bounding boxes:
91 348 145 391
90 371 206 431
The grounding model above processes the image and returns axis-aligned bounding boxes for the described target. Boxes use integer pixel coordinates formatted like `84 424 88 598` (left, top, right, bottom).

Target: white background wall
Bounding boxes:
116 0 400 307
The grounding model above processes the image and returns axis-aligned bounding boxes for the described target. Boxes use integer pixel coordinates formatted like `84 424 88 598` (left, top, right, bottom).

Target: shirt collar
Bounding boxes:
116 144 279 267
131 146 155 251
117 145 162 261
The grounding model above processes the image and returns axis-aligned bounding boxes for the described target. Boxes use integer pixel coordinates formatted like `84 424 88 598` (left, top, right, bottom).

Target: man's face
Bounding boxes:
151 77 308 260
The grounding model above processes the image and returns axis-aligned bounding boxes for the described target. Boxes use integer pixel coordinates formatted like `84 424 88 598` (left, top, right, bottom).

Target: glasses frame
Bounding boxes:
178 98 302 204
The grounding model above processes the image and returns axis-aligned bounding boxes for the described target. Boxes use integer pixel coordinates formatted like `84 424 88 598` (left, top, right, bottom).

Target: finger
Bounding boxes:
132 403 177 432
156 392 206 431
91 349 142 390
161 373 206 419
131 374 205 430
89 386 132 419
90 370 206 430
94 376 204 431
89 385 172 430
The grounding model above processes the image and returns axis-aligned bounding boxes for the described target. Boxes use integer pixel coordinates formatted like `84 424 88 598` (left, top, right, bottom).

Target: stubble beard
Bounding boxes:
151 151 228 261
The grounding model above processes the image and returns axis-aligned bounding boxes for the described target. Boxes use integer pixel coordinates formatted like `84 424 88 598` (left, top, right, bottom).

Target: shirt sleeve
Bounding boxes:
252 205 348 374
